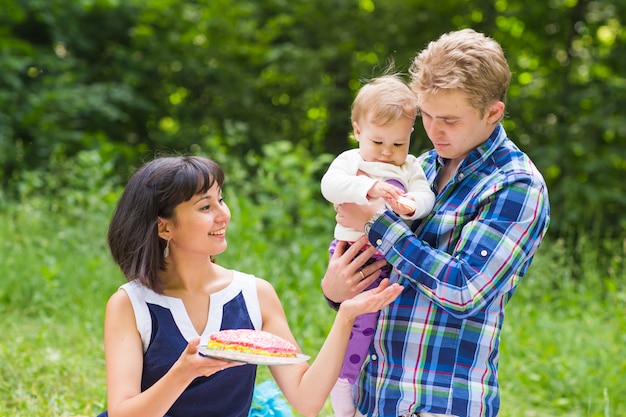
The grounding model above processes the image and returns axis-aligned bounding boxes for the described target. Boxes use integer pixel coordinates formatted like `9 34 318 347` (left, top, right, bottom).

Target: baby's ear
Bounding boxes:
352 121 361 138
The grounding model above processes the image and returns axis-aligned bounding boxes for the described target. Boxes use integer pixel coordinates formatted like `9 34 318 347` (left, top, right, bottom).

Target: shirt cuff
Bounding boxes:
323 294 341 311
366 209 402 254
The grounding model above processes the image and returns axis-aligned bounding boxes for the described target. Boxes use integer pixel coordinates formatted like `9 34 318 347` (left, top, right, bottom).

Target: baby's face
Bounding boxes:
354 115 414 166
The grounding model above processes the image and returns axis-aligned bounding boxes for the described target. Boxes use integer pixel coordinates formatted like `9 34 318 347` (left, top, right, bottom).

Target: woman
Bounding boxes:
97 155 402 417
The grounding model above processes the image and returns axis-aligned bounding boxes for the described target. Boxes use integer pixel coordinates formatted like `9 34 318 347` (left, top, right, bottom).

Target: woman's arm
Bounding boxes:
257 277 402 417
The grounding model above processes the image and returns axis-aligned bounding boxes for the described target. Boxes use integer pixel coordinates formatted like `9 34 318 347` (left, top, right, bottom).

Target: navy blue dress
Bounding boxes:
97 271 263 417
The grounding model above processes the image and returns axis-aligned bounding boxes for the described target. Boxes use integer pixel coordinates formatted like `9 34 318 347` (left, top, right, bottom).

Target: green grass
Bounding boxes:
1 194 624 417
499 238 626 417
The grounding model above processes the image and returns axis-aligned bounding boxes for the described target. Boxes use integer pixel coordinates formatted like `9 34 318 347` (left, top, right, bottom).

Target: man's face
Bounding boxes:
418 89 504 166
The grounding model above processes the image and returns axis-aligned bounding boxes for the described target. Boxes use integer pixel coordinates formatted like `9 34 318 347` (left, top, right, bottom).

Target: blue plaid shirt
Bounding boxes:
356 125 550 417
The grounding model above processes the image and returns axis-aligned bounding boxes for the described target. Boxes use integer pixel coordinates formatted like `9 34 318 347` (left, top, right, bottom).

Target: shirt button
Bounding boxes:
376 239 382 245
458 173 465 179
481 249 488 257
371 354 377 361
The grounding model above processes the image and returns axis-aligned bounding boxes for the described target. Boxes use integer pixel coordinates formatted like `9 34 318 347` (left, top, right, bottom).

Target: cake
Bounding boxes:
207 329 298 358
397 195 417 212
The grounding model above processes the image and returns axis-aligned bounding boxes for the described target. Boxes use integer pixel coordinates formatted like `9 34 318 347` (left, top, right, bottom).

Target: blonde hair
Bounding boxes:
351 74 418 126
409 29 511 119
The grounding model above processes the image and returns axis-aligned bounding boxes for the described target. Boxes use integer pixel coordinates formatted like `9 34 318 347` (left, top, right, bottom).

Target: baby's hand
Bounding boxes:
386 195 417 217
368 181 404 200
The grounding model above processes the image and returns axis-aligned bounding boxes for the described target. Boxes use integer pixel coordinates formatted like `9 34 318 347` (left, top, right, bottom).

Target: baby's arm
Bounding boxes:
400 157 436 219
321 151 376 205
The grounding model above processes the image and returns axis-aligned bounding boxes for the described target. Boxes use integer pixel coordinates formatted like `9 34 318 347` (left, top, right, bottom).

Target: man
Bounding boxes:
322 29 550 417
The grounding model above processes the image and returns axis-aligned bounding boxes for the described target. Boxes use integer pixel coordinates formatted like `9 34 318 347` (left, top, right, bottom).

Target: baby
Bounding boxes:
321 74 435 417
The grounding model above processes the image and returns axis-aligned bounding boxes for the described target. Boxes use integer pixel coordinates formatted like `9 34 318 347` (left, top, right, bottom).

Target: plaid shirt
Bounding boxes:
356 125 550 417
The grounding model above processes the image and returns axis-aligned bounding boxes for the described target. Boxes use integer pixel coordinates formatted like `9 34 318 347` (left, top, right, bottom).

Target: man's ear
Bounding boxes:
487 100 505 123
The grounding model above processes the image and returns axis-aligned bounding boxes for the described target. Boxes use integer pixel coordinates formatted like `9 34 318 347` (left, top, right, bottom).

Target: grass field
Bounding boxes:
1 192 624 417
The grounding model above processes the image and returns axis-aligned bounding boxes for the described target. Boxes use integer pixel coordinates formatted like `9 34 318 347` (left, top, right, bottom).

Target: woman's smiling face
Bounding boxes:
168 182 231 258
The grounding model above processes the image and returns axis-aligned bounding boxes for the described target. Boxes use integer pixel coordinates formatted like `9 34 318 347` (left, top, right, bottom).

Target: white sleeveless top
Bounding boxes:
121 270 263 352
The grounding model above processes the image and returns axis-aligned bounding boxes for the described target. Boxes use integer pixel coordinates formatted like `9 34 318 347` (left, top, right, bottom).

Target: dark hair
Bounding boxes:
107 156 225 292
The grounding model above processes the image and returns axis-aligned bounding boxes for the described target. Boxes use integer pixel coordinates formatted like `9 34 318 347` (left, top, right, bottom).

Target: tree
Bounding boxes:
1 0 624 237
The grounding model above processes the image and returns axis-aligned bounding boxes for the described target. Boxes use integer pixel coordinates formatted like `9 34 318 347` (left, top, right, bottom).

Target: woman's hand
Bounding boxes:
338 278 403 321
176 338 244 379
321 236 387 304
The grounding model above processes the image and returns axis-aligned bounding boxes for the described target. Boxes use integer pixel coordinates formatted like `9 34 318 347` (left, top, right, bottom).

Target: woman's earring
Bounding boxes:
163 238 171 258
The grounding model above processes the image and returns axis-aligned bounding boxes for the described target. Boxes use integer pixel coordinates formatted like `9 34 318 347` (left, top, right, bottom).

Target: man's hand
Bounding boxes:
321 237 387 304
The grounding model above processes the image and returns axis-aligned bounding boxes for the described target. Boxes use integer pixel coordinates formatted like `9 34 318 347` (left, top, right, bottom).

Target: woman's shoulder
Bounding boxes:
245 274 280 305
107 282 137 304
113 280 157 302
104 286 135 322
253 276 276 292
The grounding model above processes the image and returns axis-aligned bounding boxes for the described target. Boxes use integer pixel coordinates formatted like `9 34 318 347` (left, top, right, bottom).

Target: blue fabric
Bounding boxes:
98 288 258 417
248 380 292 417
356 125 550 417
142 299 256 417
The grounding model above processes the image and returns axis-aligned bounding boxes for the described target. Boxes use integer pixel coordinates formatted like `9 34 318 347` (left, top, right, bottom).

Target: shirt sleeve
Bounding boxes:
321 150 378 205
368 174 550 318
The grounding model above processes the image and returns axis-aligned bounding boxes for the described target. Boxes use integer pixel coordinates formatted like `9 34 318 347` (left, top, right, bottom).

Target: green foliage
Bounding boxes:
0 316 108 416
1 0 625 237
226 140 334 241
0 151 121 317
491 0 626 239
0 0 150 184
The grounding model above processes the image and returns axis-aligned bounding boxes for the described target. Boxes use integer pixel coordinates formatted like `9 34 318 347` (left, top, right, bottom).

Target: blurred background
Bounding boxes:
1 0 625 238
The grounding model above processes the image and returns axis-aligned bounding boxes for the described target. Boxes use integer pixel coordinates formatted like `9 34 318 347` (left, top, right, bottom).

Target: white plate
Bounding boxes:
198 347 310 366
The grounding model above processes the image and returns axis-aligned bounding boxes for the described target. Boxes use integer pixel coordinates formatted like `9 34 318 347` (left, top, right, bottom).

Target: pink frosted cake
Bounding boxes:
207 329 298 358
